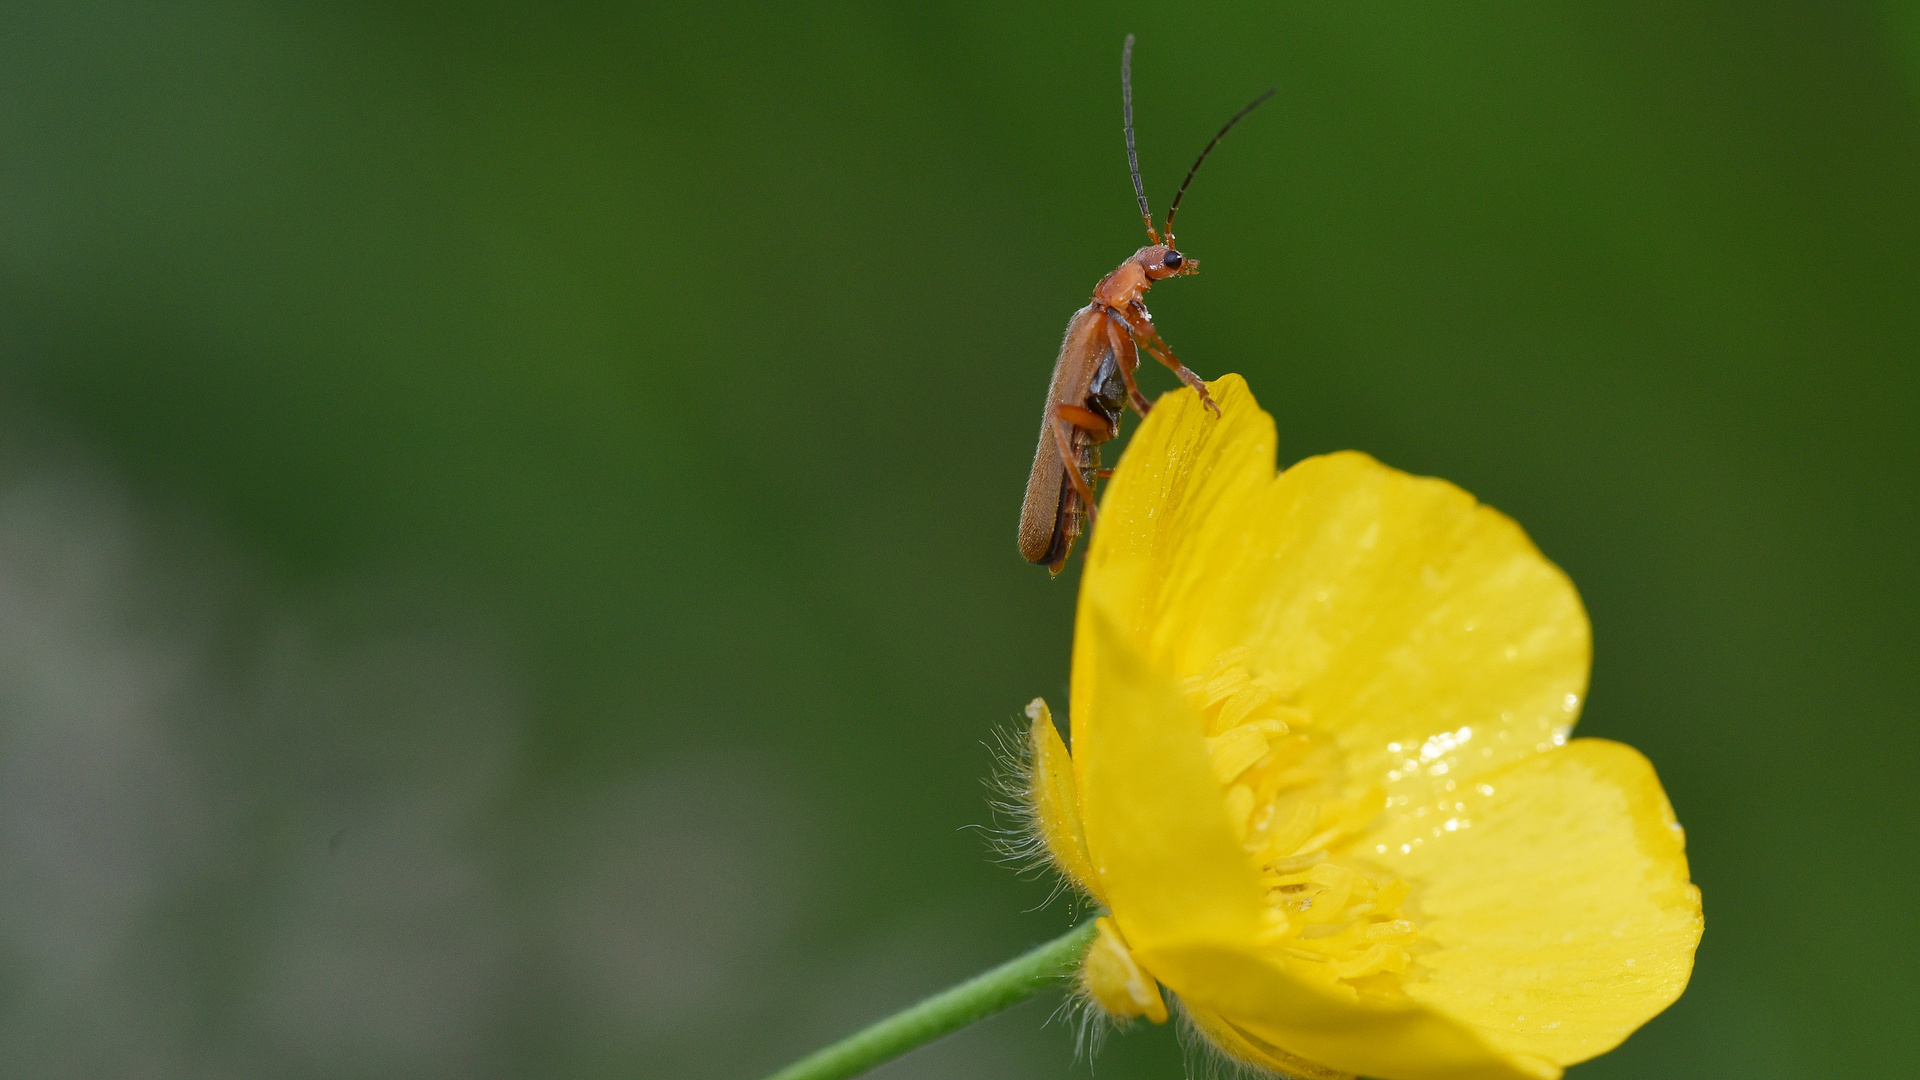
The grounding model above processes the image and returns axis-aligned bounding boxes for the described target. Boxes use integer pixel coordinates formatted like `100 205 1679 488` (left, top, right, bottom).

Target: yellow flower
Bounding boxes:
1024 375 1701 1080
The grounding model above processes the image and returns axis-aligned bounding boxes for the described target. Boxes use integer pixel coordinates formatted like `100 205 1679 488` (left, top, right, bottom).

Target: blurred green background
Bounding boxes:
1 2 1915 1078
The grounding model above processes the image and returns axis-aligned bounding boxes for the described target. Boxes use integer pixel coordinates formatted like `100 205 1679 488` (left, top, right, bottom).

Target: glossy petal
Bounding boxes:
1082 917 1167 1023
1183 1003 1356 1080
1366 739 1703 1065
1074 608 1551 1080
1072 606 1265 953
1154 940 1557 1080
1024 699 1101 900
1083 377 1591 808
1058 378 1697 1078
1074 375 1276 687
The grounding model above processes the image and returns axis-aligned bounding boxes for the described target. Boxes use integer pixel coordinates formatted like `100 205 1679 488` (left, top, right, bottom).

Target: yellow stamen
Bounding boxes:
1267 848 1331 875
1178 643 1433 996
1251 800 1318 861
1216 681 1276 730
1334 943 1409 979
1224 784 1255 842
1300 864 1357 924
1207 719 1286 783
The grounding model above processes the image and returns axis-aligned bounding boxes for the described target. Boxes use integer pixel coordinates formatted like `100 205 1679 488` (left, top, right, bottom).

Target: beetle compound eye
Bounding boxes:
1163 251 1184 268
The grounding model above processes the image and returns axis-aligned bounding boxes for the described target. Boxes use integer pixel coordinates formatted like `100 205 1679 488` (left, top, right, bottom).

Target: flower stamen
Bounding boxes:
1187 645 1423 999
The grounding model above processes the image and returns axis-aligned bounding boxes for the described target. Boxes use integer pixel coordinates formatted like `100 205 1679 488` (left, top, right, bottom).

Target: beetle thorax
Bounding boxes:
1092 260 1152 306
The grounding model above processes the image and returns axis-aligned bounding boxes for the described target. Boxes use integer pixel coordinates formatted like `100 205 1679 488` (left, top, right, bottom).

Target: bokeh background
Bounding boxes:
2 2 1916 1078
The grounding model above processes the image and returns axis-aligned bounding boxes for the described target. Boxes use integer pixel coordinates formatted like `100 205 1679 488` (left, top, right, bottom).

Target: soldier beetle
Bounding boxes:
1019 35 1274 573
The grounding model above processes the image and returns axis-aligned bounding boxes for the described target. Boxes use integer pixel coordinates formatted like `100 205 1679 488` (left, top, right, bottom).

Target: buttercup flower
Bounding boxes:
1025 375 1702 1080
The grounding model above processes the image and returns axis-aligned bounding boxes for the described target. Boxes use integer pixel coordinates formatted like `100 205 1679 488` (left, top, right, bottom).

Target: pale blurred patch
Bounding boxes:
544 758 804 1031
0 464 212 981
0 461 214 1079
0 446 853 1079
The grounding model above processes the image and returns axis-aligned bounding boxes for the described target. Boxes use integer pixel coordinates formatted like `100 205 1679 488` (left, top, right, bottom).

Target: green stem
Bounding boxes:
760 919 1099 1080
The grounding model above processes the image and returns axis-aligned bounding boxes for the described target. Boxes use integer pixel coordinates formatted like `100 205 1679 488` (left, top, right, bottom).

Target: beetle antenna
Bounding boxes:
1121 35 1159 245
1162 86 1276 246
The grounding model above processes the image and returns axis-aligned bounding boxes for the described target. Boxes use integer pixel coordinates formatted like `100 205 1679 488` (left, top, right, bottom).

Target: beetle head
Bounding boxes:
1136 244 1199 281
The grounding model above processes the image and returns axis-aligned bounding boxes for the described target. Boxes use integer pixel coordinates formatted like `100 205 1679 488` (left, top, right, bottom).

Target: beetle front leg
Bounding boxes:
1122 302 1218 415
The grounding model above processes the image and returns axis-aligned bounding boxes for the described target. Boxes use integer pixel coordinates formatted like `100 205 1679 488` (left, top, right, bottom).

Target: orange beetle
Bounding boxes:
1019 36 1274 573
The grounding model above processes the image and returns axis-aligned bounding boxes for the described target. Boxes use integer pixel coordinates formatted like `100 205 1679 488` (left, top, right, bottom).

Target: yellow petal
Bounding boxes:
1023 698 1101 901
1067 378 1694 1076
1145 939 1558 1080
1080 917 1167 1024
1365 739 1703 1066
1084 377 1591 810
1071 606 1265 954
1077 375 1275 664
1183 1002 1357 1080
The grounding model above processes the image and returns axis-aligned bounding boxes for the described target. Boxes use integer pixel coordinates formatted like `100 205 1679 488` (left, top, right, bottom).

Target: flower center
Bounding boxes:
1181 647 1417 999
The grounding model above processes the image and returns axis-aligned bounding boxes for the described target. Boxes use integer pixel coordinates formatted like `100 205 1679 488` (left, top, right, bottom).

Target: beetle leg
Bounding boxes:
1104 310 1153 416
1122 301 1218 415
1057 402 1118 440
1052 411 1100 526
